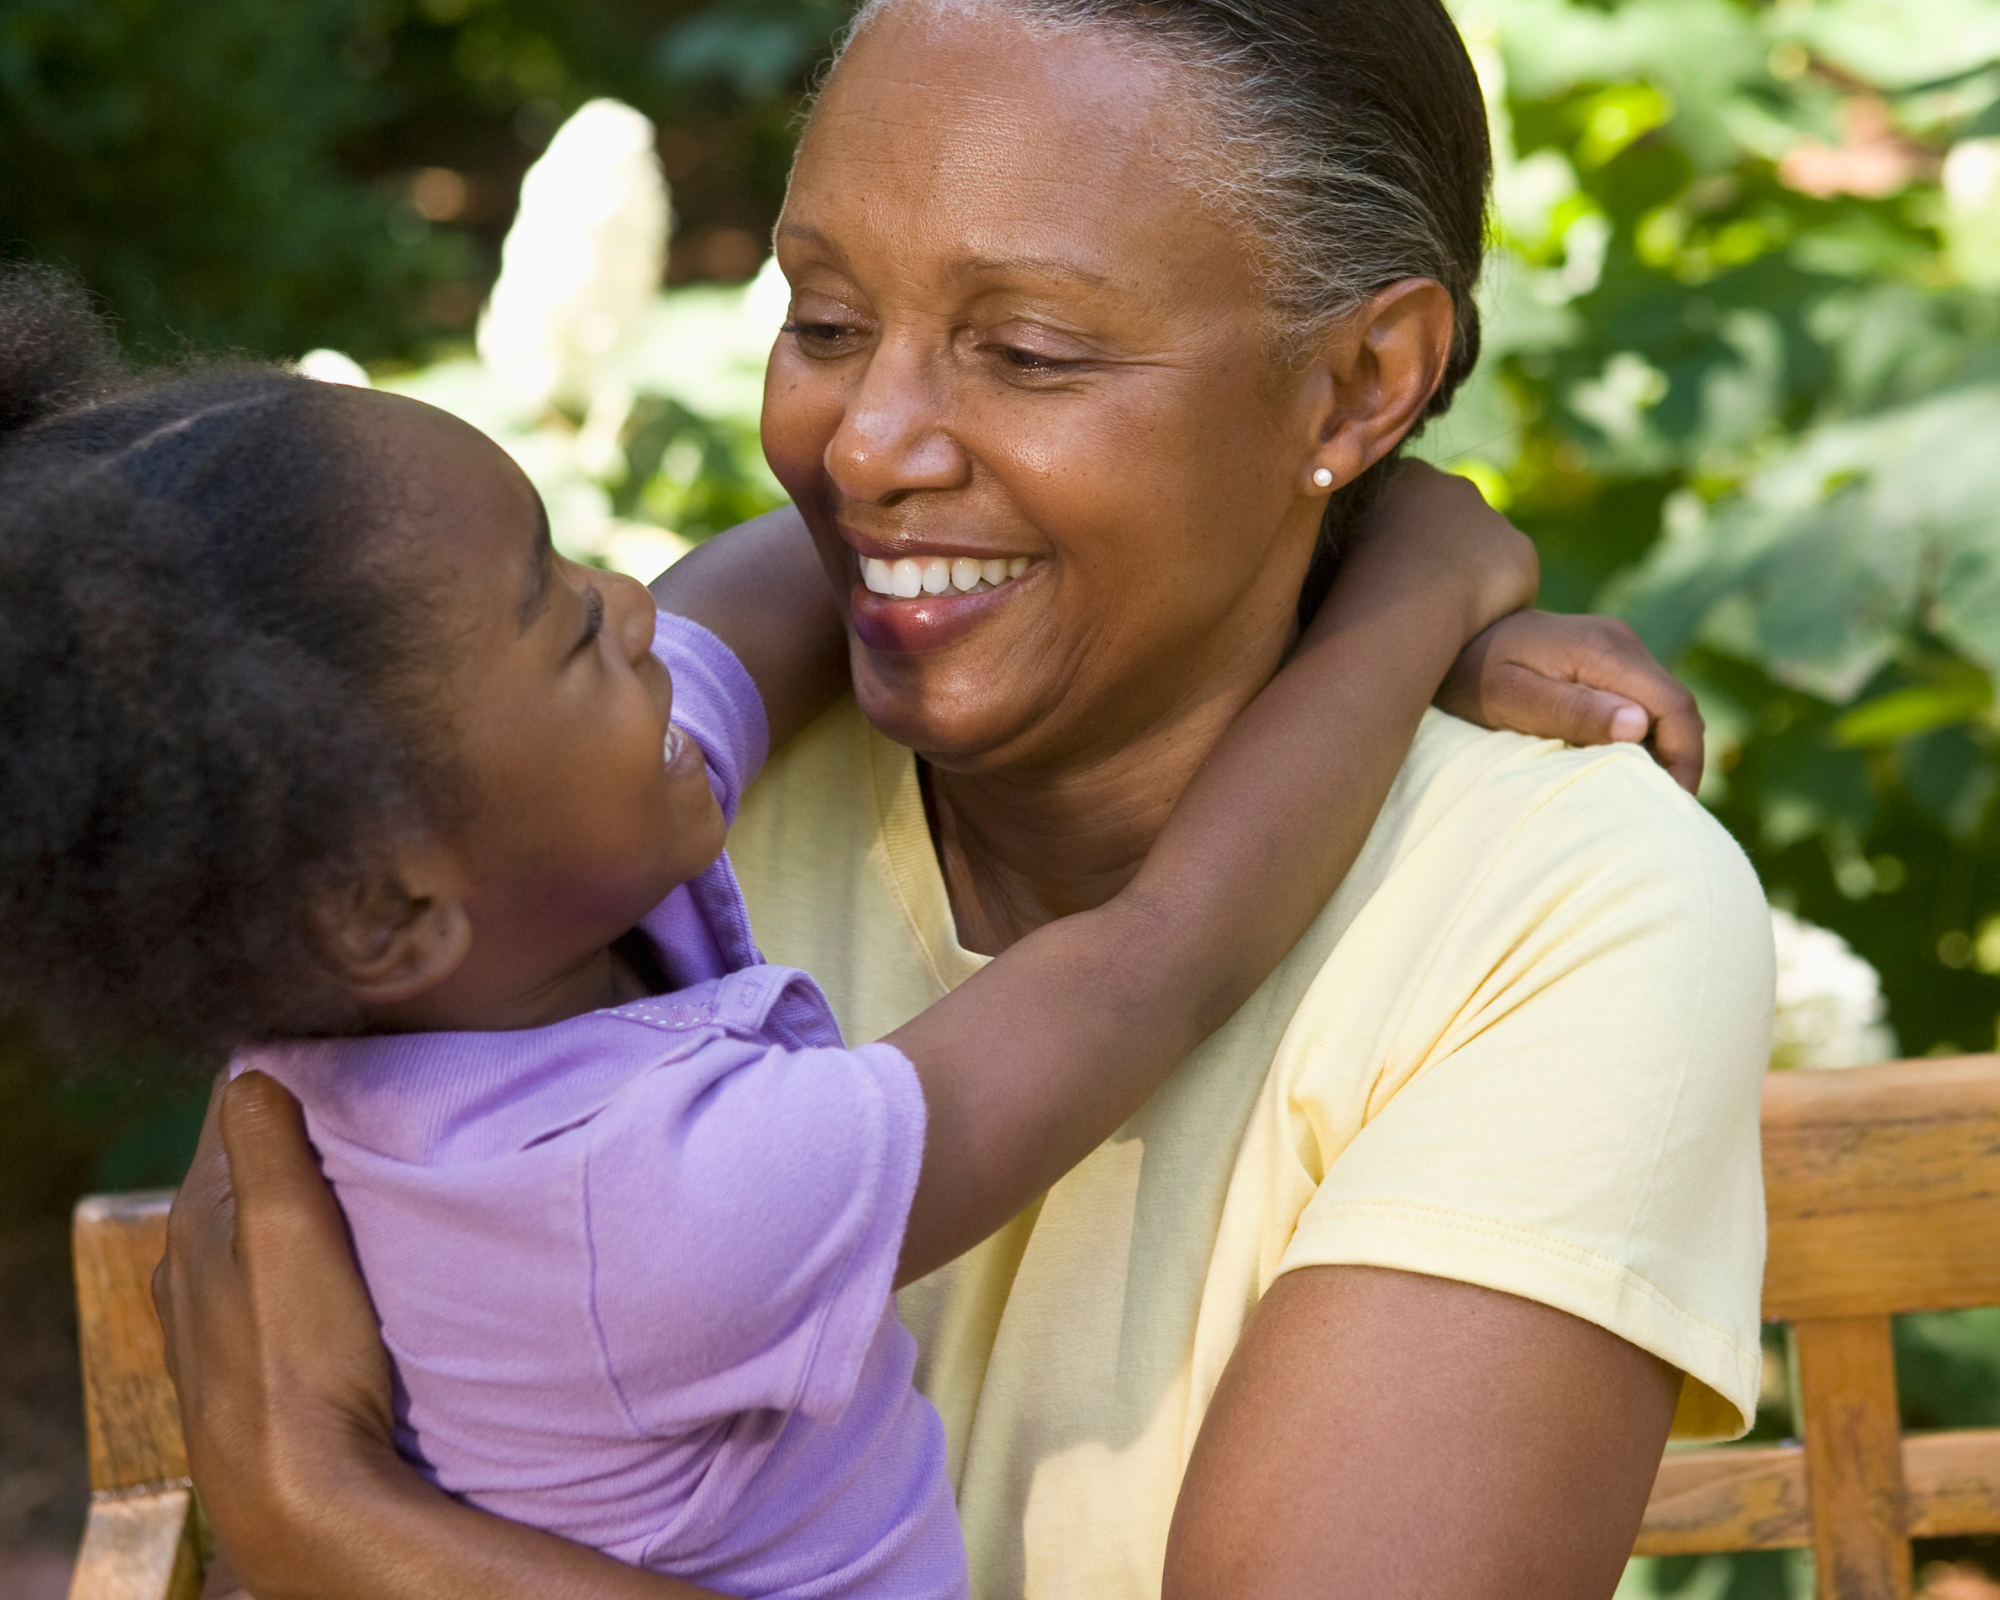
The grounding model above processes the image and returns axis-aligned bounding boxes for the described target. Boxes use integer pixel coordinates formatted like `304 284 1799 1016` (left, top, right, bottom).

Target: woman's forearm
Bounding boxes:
224 1458 723 1600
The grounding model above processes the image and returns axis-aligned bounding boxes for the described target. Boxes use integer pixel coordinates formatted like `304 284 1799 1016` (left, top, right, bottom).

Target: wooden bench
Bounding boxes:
67 1190 202 1600
1633 1053 2000 1597
65 1055 2000 1600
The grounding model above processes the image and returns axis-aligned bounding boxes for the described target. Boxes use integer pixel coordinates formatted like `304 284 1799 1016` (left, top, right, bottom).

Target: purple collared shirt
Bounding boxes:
240 614 965 1598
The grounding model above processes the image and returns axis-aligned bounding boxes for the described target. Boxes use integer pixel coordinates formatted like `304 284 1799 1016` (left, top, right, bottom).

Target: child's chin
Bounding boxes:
661 798 728 884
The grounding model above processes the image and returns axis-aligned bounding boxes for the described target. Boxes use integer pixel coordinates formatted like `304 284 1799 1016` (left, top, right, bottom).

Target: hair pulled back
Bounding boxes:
0 265 448 1068
838 0 1492 620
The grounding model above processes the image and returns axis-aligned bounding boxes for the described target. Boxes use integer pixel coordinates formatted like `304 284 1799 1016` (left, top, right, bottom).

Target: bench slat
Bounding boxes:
1763 1058 2000 1323
1639 1430 2000 1555
64 1490 201 1600
72 1192 185 1496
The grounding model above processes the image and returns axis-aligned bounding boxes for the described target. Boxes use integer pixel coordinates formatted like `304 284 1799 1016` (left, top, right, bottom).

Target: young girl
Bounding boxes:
0 265 1688 1598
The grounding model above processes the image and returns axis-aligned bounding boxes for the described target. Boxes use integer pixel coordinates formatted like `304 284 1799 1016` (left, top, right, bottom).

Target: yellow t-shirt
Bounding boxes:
729 699 1773 1600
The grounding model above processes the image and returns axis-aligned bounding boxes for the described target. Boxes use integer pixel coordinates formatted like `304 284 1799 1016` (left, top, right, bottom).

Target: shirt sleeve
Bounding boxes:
1274 746 1774 1440
652 610 770 826
582 1036 926 1437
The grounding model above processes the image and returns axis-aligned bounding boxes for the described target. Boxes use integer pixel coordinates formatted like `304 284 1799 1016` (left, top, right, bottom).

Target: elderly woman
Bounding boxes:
159 0 1772 1595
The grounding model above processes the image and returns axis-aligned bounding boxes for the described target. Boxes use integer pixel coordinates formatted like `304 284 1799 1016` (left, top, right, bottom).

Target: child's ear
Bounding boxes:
311 839 472 1007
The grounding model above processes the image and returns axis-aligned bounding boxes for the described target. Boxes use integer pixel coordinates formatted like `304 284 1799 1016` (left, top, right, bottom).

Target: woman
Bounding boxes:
158 0 1773 1595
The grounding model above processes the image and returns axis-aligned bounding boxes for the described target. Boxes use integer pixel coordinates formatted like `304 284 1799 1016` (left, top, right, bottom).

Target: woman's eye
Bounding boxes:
989 343 1075 376
781 319 858 354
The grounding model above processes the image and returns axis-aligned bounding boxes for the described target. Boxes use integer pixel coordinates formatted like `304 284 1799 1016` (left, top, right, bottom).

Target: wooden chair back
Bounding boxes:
63 1055 2000 1600
65 1190 203 1600
1636 1053 2000 1597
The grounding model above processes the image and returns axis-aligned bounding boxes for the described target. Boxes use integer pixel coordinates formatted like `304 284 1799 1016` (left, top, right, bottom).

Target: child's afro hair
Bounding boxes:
0 264 452 1068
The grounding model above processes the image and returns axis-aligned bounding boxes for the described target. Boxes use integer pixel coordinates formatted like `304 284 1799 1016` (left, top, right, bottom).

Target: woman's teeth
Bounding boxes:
860 555 1033 597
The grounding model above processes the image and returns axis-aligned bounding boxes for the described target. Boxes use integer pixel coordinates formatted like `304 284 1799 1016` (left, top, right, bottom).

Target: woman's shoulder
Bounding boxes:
1284 708 1775 1104
1392 708 1761 918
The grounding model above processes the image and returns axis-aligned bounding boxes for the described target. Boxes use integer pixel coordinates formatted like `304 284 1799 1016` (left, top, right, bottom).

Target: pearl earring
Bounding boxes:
1311 467 1334 489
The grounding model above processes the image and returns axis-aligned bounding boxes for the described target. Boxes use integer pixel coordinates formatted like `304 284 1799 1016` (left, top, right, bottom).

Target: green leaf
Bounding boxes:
1833 665 1994 746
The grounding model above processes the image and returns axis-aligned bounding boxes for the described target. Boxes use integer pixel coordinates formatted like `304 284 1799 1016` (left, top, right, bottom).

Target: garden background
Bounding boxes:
7 0 2000 1593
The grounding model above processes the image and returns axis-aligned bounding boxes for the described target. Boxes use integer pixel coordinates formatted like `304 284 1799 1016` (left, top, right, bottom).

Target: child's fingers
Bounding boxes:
1646 691 1707 795
1438 611 1706 791
1487 665 1649 750
1558 618 1704 793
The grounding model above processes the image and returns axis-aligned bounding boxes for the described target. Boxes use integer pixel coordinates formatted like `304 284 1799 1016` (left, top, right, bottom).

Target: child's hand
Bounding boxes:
1436 610 1706 794
1338 462 1540 645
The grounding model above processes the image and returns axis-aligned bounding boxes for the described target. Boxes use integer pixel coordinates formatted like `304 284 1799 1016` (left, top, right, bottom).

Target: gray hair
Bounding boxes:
826 0 1493 618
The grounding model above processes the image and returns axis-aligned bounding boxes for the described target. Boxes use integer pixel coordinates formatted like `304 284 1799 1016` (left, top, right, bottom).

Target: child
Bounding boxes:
0 265 1683 1598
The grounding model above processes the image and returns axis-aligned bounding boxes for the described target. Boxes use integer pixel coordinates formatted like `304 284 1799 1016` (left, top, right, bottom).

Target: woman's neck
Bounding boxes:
923 665 1277 957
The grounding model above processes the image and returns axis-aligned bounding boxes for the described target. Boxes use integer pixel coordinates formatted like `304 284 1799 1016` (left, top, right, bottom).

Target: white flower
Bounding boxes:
1942 137 2000 291
294 349 371 388
1769 907 1897 1071
478 99 671 414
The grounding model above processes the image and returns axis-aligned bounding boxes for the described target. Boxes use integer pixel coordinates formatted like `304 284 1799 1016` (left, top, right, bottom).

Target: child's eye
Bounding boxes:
578 587 605 651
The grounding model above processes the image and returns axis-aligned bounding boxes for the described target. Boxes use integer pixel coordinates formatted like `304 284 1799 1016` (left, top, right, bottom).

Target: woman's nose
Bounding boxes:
823 341 970 506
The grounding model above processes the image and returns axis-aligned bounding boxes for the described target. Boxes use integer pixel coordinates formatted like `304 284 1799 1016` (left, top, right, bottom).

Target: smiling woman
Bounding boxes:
737 12 1764 1593
142 2 1774 1598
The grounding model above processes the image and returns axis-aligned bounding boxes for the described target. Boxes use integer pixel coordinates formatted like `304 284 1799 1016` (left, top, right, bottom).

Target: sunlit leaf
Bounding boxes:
1833 665 1994 746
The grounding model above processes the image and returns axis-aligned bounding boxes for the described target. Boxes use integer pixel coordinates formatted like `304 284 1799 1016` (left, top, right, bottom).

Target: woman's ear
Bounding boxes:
310 840 472 1008
1301 278 1455 494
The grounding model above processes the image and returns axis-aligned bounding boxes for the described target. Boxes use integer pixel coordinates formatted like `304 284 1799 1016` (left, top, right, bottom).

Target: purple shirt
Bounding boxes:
239 614 966 1598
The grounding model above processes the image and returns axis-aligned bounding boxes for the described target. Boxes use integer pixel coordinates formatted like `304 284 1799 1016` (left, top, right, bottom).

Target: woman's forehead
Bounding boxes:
788 4 1228 276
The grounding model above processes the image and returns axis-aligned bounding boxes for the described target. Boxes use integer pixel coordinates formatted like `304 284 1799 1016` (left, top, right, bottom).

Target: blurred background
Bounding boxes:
6 0 2000 1594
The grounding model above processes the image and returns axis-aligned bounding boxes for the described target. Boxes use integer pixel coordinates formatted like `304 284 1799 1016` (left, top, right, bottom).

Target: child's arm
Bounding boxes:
645 506 848 752
885 485 1536 1285
649 479 1702 787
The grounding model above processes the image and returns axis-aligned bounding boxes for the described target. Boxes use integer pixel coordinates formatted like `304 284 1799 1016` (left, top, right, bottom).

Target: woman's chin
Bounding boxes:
848 651 1051 771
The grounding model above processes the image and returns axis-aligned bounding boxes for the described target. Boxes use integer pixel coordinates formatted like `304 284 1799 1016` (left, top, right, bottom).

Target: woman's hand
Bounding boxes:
1437 610 1706 794
156 1071 719 1600
156 1071 398 1598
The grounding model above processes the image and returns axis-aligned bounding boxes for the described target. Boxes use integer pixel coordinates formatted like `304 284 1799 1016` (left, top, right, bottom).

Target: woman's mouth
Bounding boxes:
846 552 1040 654
859 554 1033 598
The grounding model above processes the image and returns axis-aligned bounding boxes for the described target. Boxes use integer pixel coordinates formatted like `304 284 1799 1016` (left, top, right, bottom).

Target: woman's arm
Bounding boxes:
1163 1266 1679 1600
885 478 1537 1281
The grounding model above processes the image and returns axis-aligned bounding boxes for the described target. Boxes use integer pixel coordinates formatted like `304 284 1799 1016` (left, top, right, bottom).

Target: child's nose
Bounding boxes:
606 570 659 661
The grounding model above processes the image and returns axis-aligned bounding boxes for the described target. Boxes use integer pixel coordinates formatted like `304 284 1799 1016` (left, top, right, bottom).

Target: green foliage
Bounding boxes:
0 0 470 358
0 0 848 361
1416 4 2000 1584
1420 0 2000 1063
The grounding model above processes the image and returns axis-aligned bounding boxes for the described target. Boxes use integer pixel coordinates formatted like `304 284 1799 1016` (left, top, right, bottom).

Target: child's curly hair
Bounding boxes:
0 265 456 1067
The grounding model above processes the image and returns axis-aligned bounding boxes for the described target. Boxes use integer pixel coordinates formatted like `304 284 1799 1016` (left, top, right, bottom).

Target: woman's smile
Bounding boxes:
846 534 1044 653
762 7 1330 772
